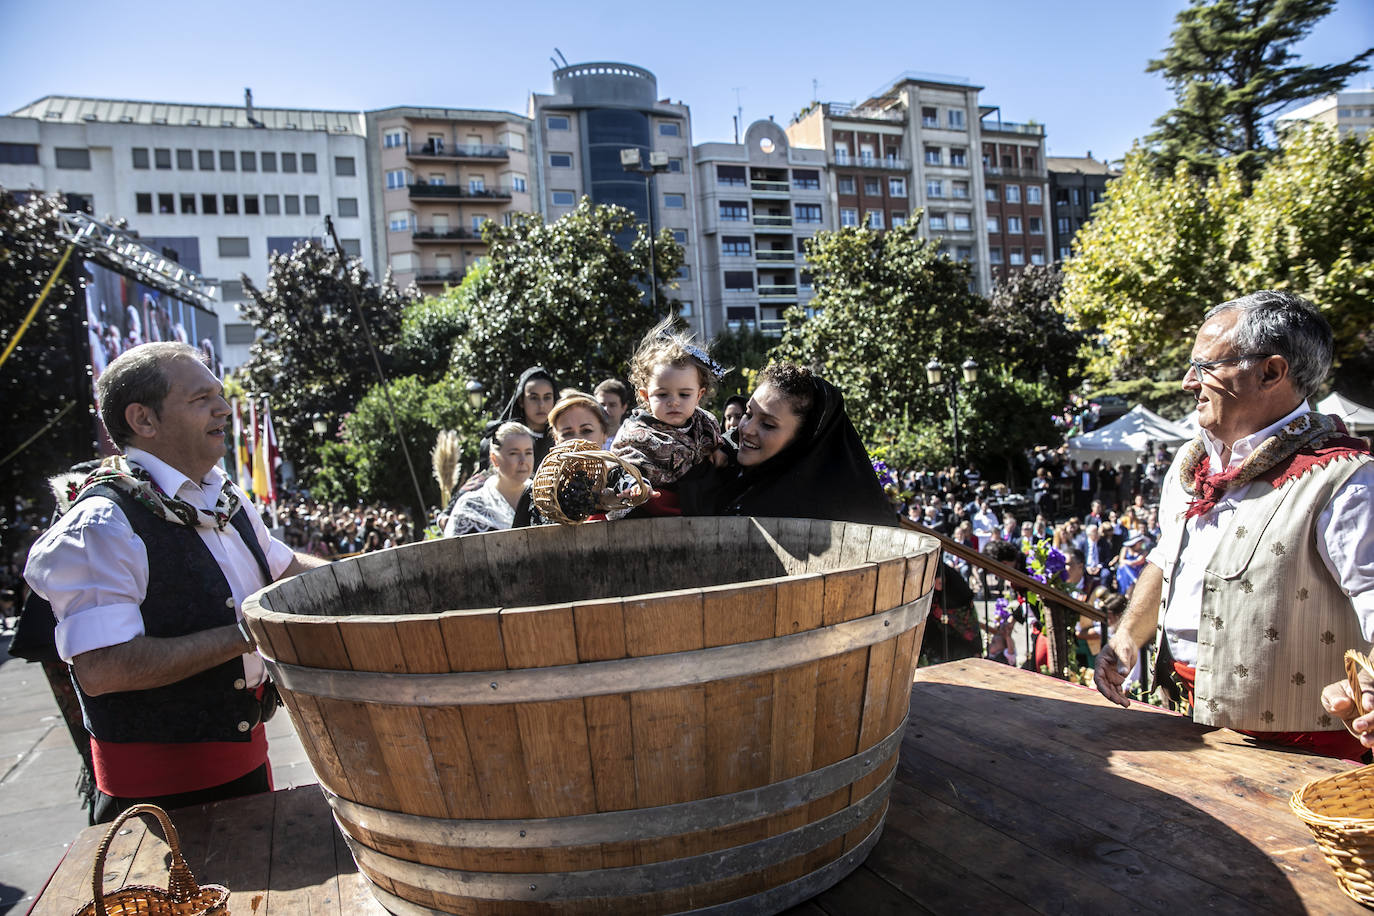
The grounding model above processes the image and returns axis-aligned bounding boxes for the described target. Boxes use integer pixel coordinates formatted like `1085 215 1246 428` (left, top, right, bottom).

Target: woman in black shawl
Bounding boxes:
680 364 895 526
477 366 557 472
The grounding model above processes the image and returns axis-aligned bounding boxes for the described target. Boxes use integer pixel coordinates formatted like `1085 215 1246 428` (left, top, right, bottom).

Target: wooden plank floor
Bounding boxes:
28 660 1361 914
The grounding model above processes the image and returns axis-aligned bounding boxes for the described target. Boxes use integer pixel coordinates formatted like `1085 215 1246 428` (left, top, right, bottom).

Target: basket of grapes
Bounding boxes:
530 439 651 525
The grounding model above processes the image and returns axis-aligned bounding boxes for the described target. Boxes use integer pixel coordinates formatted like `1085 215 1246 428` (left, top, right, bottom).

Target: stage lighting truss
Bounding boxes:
56 211 219 310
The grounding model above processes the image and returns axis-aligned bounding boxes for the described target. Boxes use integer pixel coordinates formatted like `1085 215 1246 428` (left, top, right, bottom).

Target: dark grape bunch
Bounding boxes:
557 467 599 521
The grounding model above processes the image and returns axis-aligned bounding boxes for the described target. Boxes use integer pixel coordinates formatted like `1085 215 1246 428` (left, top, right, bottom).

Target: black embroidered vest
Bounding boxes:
74 483 270 743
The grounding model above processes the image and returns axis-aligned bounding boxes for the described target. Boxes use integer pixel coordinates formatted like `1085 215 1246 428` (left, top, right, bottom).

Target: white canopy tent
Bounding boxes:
1068 404 1193 465
1317 392 1374 434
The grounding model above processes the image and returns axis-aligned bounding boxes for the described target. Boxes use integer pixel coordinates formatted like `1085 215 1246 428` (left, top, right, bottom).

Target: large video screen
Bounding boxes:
83 259 222 396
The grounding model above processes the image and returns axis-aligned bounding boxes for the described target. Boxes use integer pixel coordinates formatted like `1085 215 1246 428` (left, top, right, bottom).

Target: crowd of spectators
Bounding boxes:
266 492 418 558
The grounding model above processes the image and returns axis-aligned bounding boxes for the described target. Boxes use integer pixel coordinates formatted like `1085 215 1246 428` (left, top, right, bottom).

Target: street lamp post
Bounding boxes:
926 356 980 471
464 379 486 411
620 147 672 312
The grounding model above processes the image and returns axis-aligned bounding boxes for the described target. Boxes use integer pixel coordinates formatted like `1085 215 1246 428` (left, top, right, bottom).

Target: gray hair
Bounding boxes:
1205 290 1332 400
97 341 206 447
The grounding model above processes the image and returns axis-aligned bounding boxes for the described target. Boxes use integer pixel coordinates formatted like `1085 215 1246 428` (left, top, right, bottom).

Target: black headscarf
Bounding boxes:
477 366 557 471
682 374 896 527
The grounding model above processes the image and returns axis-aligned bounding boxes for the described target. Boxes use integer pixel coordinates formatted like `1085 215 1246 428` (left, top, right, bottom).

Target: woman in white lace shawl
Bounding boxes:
443 422 535 536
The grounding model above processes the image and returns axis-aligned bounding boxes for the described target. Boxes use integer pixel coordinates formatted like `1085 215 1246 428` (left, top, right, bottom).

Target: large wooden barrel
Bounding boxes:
243 516 937 915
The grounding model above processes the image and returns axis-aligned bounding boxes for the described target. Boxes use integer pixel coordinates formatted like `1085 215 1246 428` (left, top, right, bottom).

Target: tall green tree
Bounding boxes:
239 242 413 484
981 264 1086 405
451 198 684 400
1 191 94 507
1147 0 1371 182
709 323 773 406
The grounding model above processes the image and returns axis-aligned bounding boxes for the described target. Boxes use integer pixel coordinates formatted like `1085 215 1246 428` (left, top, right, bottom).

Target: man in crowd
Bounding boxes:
24 342 329 821
594 378 631 441
1076 524 1109 582
1096 291 1372 759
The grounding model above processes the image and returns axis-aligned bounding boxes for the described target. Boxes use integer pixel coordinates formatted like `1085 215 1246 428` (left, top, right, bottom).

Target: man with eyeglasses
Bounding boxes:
1095 291 1373 761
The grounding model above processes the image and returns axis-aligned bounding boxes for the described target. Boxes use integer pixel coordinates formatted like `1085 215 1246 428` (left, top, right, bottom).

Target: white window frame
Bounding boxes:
889 177 907 198
551 190 576 206
839 208 859 227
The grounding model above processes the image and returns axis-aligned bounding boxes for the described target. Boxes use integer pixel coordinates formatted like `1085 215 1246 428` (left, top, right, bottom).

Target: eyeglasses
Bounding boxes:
1185 353 1271 377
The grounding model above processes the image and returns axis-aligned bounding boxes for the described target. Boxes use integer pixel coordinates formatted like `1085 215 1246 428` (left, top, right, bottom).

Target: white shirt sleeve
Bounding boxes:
23 497 149 662
1315 463 1374 641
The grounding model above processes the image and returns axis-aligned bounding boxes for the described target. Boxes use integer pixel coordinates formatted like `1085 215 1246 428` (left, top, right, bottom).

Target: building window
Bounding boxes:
952 180 970 199
834 147 851 164
948 109 965 129
201 193 217 214
1027 185 1042 204
676 264 690 280
1031 248 1045 265
551 190 576 206
1089 189 1102 204
390 252 418 272
1071 188 1081 205
924 147 941 166
921 107 938 128
219 151 236 171
951 148 967 167
157 193 174 214
881 177 904 198
334 156 355 176
989 247 1002 264
724 271 754 291
891 211 907 227
223 194 239 214
1059 245 1072 259
244 195 260 215
956 245 972 262
839 207 859 227
282 152 297 173
218 237 250 258
861 177 879 196
471 214 488 233
135 193 152 213
866 210 884 229
1006 185 1021 203
1007 216 1023 233
926 180 944 198
511 175 527 192
388 211 414 232
929 212 948 230
284 195 300 215
658 121 680 137
677 300 693 317
717 165 747 186
663 193 685 209
953 212 971 231
180 194 196 214
672 229 688 244
153 148 171 170
261 151 277 172
722 236 752 257
241 151 257 172
547 115 570 131
668 158 683 172
341 239 361 257
548 152 574 169
383 130 408 149
338 197 359 218
386 169 410 189
55 147 91 169
197 149 214 170
302 153 317 173
1009 248 1025 266
1028 216 1043 234
263 195 279 215
223 323 255 345
795 203 822 224
792 169 820 190
985 187 998 202
1057 217 1071 234
837 175 856 194
1055 189 1070 206
304 195 320 215
987 216 1000 233
131 147 150 169
719 201 748 221
176 148 193 170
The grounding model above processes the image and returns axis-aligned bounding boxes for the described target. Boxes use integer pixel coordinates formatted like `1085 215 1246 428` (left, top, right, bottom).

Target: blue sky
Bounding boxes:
3 0 1370 161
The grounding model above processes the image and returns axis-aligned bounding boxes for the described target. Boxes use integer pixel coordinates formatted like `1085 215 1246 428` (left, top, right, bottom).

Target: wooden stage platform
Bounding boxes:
28 660 1360 914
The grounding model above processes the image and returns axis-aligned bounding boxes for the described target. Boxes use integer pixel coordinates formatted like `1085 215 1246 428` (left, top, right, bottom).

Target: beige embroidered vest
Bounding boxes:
1157 454 1370 731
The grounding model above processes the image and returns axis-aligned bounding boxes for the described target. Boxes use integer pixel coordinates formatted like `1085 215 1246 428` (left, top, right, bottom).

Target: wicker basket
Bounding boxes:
530 439 649 525
73 804 229 916
1289 650 1374 907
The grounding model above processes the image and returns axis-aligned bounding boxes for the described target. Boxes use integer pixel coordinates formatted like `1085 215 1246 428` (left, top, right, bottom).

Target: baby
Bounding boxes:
609 319 727 514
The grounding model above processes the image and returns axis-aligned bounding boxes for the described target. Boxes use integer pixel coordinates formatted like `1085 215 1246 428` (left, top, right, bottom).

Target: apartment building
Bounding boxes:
528 62 703 331
787 72 990 292
694 119 828 335
1046 155 1119 262
0 94 374 368
364 107 534 292
1276 88 1374 139
980 111 1051 283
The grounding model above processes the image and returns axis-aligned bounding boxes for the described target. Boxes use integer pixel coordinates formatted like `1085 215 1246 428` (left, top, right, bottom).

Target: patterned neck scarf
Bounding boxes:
65 454 239 531
1178 411 1342 520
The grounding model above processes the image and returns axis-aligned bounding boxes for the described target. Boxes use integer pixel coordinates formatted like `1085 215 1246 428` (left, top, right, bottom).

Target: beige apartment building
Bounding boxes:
364 107 534 292
1276 88 1374 140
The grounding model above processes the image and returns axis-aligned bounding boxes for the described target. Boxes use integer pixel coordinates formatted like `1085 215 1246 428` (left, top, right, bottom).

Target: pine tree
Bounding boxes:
1147 0 1371 183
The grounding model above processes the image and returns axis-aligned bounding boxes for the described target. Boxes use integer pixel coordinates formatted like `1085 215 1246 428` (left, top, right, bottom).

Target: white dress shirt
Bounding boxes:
24 448 294 685
1151 404 1374 665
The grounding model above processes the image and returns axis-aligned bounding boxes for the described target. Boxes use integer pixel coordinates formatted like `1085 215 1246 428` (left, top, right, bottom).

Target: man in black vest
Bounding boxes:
24 342 328 822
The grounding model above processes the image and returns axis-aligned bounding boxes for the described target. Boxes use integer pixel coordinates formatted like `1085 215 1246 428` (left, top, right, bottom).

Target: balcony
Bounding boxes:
759 284 799 298
753 214 792 228
415 270 464 285
412 227 486 244
750 179 790 194
983 166 1047 181
407 142 510 162
823 102 906 123
409 183 512 201
832 154 909 171
981 120 1044 136
756 250 796 263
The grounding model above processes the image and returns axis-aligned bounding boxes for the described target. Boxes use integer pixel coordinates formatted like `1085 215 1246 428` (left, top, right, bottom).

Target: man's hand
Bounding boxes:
1321 668 1374 748
1095 638 1137 709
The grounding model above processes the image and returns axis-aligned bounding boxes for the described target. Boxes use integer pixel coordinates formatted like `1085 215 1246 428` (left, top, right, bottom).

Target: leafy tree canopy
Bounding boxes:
1147 0 1371 182
982 264 1086 406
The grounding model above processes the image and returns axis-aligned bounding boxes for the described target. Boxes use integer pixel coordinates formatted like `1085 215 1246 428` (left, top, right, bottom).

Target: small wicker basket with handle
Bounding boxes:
72 804 229 916
530 439 649 525
1290 649 1374 907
